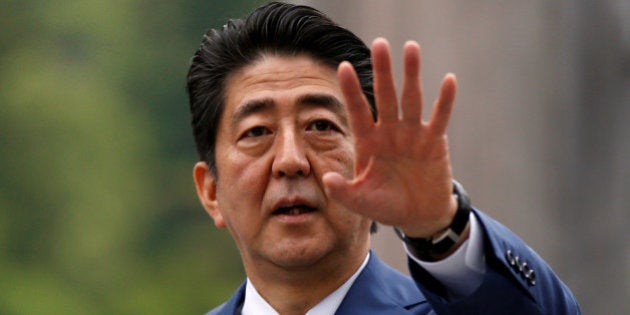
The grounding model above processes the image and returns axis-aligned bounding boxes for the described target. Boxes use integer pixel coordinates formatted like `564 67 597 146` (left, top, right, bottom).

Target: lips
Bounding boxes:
273 205 317 215
271 197 318 217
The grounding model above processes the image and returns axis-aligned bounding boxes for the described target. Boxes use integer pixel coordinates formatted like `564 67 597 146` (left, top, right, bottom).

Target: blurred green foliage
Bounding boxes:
0 0 262 313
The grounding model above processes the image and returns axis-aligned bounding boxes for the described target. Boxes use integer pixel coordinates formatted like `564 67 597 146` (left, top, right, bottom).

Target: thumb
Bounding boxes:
322 171 354 206
323 172 372 219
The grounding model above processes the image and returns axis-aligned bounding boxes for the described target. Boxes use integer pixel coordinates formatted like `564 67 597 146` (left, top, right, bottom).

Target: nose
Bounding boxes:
271 129 311 178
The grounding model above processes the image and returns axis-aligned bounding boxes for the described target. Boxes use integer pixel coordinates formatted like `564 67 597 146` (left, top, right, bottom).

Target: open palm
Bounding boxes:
323 38 458 238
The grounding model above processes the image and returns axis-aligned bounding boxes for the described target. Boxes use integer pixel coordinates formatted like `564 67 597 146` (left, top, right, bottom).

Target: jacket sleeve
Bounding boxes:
408 209 581 314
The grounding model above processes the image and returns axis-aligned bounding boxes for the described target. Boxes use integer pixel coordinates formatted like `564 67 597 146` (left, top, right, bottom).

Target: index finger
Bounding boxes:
338 61 375 170
428 73 457 135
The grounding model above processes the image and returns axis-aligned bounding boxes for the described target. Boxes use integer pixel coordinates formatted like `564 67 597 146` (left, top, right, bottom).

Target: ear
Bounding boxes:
193 162 226 228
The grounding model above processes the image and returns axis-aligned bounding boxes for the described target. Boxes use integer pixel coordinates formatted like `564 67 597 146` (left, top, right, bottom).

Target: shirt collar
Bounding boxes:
242 252 371 315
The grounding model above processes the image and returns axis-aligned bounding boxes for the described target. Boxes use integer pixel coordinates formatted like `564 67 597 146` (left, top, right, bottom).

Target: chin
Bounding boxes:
266 240 336 270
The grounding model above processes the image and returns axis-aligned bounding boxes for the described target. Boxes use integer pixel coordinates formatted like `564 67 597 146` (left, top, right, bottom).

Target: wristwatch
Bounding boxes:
394 180 472 256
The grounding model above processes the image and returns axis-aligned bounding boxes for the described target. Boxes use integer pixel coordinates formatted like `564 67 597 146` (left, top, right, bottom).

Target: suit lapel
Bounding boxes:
210 253 430 314
335 252 431 314
206 282 245 315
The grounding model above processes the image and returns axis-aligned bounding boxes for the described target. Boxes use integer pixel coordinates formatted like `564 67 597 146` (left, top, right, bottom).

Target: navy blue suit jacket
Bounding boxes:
206 210 580 314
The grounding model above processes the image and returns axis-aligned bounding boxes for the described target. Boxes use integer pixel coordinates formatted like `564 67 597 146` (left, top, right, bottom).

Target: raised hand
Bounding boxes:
323 38 458 238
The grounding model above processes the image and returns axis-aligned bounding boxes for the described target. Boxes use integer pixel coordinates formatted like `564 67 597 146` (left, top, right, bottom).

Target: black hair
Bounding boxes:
186 2 377 233
187 1 374 172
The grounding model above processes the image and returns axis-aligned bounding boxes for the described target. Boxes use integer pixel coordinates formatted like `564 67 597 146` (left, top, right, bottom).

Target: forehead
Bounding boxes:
223 54 341 115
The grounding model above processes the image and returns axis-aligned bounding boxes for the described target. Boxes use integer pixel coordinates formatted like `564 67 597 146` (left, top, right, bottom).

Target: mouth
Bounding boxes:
272 204 317 216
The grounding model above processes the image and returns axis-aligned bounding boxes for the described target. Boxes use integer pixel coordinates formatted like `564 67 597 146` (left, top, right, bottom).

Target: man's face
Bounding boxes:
194 54 372 271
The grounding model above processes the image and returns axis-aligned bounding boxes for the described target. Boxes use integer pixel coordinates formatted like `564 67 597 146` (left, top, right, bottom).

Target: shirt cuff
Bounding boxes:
404 212 486 299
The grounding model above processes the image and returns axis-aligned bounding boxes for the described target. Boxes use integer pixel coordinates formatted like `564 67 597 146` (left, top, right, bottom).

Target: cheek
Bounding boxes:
220 145 270 181
322 141 355 177
215 148 270 217
214 161 268 244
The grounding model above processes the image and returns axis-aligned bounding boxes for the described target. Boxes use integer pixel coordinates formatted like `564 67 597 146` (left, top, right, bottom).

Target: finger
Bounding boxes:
428 73 457 135
323 159 390 224
338 61 375 170
322 171 353 204
322 169 369 216
401 41 423 124
371 38 399 123
338 61 374 135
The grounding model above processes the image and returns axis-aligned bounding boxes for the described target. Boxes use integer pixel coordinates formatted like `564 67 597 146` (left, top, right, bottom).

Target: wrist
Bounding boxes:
394 180 472 260
410 222 470 261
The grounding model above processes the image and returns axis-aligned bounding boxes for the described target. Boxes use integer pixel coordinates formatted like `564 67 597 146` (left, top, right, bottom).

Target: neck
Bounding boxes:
245 246 370 314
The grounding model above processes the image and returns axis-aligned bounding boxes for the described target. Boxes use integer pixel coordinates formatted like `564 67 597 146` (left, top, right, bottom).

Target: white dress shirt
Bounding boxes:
242 212 486 313
242 253 371 315
408 211 486 299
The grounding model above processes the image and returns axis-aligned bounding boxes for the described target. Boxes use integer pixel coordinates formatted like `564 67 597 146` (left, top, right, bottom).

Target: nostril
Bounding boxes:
272 156 310 178
277 168 306 177
271 135 312 177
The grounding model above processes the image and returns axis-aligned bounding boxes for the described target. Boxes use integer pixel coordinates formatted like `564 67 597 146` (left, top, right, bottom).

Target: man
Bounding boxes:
187 2 580 314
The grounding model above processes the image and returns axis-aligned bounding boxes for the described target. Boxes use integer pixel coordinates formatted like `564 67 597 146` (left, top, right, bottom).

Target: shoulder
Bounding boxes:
204 282 246 315
204 305 223 315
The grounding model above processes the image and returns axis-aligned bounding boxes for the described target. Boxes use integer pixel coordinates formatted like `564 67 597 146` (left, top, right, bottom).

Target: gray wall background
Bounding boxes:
295 0 629 313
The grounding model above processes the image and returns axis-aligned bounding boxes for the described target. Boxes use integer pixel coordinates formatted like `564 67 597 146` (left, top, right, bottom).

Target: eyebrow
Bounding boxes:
231 98 274 125
297 94 346 118
231 93 347 126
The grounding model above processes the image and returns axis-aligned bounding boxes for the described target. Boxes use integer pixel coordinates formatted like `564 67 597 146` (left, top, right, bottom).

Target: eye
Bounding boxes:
243 126 270 138
308 119 339 132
